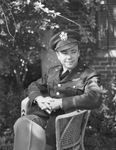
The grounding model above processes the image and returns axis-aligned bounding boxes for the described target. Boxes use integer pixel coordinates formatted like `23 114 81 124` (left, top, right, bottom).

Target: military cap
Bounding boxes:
49 30 81 51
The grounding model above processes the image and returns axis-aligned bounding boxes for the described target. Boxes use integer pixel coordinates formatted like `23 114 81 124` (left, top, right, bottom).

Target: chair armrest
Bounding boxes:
21 97 29 116
56 110 85 119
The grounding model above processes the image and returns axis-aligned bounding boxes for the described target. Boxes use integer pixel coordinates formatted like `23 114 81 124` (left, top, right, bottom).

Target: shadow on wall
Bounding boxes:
41 49 60 75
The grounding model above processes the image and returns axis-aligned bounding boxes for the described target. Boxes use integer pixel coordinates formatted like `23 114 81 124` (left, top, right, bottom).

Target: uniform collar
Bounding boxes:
60 60 86 83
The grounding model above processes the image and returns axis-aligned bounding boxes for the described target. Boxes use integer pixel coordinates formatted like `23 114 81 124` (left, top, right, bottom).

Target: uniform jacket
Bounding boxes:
28 60 102 114
27 60 102 149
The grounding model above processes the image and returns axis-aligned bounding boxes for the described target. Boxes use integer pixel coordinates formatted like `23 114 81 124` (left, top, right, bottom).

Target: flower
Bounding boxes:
59 32 68 41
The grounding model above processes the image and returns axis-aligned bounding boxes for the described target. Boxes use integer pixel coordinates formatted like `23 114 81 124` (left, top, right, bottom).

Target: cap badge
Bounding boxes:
59 32 68 41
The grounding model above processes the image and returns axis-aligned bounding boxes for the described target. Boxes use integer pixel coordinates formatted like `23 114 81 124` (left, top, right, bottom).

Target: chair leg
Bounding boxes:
13 117 46 150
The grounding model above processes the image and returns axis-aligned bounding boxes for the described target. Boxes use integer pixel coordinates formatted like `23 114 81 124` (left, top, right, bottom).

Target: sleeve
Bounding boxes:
28 74 48 105
62 72 102 113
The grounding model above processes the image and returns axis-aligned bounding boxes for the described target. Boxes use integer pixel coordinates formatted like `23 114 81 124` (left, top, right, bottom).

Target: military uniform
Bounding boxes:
13 29 102 150
27 60 102 149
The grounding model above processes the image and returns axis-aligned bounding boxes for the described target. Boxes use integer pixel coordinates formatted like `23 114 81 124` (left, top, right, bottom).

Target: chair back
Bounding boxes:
55 110 90 150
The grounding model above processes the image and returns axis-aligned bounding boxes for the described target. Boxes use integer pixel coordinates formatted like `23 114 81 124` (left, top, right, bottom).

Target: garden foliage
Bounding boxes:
0 0 116 149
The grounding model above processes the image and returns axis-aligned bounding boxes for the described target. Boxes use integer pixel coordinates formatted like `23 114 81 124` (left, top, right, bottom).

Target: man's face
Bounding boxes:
56 45 80 70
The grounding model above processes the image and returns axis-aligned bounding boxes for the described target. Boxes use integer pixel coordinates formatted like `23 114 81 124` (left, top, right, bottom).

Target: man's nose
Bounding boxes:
67 53 72 59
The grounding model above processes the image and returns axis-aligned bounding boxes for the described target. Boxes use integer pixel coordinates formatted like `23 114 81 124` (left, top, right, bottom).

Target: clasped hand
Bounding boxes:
35 96 62 114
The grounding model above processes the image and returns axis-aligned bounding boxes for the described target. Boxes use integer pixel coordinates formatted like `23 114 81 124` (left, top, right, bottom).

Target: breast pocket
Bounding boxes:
59 79 84 96
71 78 85 90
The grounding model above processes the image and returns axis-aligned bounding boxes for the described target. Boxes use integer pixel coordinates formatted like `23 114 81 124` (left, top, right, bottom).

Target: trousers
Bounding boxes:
13 113 57 150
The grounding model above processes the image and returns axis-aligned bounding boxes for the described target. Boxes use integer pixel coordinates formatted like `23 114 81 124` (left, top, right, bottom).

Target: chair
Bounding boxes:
21 97 90 150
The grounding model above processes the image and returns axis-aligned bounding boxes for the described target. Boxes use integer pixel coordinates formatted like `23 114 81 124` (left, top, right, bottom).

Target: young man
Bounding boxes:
13 30 102 150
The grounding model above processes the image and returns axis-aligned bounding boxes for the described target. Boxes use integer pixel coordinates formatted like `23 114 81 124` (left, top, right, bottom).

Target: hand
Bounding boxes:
50 98 62 111
35 96 54 114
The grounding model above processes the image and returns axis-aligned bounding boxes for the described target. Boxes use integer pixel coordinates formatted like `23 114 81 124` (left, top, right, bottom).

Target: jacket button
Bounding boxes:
56 92 60 95
58 84 61 87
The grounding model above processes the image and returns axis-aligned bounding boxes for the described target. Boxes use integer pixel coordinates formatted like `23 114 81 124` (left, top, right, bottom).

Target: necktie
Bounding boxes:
60 70 69 80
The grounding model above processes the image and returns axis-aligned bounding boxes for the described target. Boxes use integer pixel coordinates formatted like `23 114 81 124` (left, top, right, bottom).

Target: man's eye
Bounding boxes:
61 51 68 54
72 51 77 54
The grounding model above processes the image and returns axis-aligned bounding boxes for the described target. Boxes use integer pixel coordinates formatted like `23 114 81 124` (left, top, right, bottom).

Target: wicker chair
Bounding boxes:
21 97 90 150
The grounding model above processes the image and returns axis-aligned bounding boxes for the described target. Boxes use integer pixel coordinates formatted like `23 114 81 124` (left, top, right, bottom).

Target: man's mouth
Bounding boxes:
66 61 74 64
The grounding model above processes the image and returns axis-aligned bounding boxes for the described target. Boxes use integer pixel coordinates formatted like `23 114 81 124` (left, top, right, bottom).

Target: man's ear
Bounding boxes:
78 49 80 57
